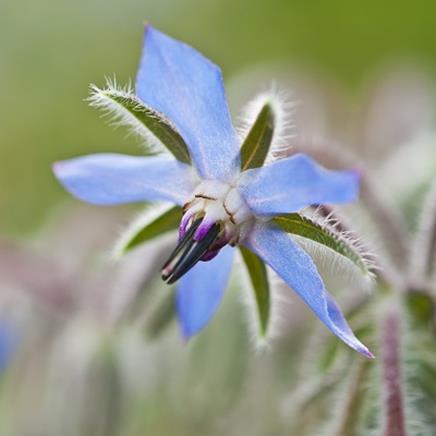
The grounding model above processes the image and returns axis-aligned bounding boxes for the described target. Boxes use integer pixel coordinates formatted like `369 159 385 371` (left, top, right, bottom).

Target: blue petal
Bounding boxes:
176 246 235 338
238 153 360 215
53 153 195 206
136 26 240 181
244 222 373 358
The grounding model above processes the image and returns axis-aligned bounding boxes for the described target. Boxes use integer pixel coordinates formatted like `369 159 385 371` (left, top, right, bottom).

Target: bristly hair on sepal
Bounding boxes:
112 203 179 259
234 252 284 351
87 77 191 163
88 77 156 144
237 85 295 161
294 206 377 291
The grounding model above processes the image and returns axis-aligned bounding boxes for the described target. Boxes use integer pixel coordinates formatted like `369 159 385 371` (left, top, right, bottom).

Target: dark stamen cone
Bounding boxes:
161 219 221 284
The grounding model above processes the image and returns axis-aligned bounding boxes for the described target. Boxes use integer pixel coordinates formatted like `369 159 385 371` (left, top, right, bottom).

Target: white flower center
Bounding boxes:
182 180 253 245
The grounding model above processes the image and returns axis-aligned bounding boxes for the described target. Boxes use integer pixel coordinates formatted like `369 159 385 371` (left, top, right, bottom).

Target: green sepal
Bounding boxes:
117 205 181 255
239 246 270 337
89 85 191 164
240 103 274 171
274 213 371 276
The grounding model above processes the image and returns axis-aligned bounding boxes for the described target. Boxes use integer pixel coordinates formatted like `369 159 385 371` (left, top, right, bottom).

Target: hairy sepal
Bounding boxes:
240 103 274 170
88 79 191 163
237 87 293 163
239 247 271 339
274 212 375 280
113 204 180 257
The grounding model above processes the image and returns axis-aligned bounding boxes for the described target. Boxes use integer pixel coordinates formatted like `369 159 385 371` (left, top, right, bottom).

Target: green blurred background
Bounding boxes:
1 0 436 236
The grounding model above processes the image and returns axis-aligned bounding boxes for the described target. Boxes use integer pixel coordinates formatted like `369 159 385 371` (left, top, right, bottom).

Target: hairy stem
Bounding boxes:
381 310 406 436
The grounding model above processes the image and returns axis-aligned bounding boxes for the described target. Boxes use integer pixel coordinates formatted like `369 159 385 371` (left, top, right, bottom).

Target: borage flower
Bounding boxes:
53 26 374 358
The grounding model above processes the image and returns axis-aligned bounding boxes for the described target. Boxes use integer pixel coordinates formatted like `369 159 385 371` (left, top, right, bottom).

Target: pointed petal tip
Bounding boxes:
240 154 363 215
51 154 194 206
179 322 196 342
349 167 363 196
351 166 364 181
350 340 375 359
51 161 63 174
177 314 200 341
338 328 374 359
178 309 207 340
356 346 375 360
136 25 239 180
245 223 374 359
339 168 361 203
329 320 374 359
52 161 70 182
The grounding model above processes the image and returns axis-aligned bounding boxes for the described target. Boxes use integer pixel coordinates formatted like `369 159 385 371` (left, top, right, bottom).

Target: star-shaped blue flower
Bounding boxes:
53 26 373 358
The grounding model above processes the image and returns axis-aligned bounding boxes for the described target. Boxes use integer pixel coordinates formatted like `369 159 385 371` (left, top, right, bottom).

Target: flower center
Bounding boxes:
180 180 253 246
161 180 253 284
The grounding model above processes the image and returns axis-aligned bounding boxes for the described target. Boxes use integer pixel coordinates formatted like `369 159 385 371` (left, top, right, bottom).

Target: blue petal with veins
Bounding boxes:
176 246 234 337
136 26 240 181
53 153 196 206
238 153 360 216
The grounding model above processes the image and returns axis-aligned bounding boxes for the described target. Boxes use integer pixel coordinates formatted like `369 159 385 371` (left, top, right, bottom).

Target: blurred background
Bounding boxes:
1 0 436 435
